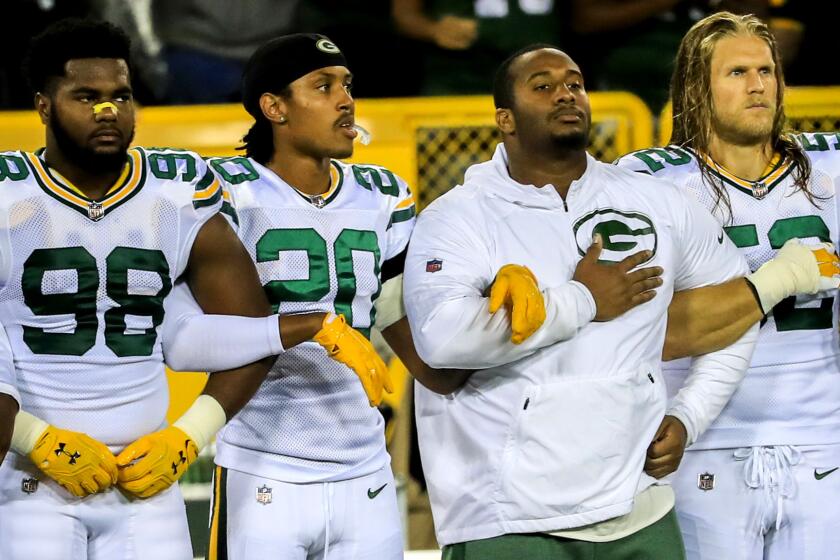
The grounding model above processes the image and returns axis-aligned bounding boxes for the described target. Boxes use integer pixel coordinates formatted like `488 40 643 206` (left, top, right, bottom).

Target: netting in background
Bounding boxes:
415 121 620 208
787 117 840 132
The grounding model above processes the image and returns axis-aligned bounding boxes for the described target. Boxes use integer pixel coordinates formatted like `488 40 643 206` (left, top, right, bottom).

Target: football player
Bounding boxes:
403 42 836 559
615 12 840 559
0 20 387 560
166 34 488 560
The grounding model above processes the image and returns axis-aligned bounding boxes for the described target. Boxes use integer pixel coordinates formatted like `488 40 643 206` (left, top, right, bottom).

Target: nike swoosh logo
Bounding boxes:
815 467 838 480
367 483 387 499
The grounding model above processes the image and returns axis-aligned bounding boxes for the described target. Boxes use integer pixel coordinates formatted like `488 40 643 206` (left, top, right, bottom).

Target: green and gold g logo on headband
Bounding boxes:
316 39 341 54
573 209 657 264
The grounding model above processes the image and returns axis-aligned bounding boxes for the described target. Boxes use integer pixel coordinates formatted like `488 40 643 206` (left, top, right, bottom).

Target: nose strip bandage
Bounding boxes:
93 102 118 116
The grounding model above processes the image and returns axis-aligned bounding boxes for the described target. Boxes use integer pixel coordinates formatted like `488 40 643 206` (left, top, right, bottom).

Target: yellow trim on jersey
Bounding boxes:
193 174 222 202
53 163 130 198
698 151 790 191
208 465 223 560
26 149 143 211
395 196 415 210
323 162 341 199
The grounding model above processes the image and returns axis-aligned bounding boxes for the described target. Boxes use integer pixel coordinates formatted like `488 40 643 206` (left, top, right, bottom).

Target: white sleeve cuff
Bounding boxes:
11 410 48 455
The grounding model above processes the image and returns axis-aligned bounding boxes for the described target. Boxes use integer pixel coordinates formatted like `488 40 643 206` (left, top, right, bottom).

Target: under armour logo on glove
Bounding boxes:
116 426 199 499
54 443 81 465
170 446 189 476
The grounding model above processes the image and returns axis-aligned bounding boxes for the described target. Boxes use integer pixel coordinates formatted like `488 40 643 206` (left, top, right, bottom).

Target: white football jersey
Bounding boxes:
616 133 840 448
0 321 18 405
209 156 415 483
0 148 222 449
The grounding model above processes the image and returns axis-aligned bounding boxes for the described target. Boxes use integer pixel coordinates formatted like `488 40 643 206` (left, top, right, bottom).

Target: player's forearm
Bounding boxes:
0 393 19 466
278 313 328 349
407 281 595 369
382 318 473 395
663 278 762 361
668 323 758 446
392 0 438 42
202 357 276 420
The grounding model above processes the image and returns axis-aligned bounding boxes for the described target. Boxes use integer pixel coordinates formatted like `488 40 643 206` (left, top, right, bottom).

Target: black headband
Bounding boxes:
241 33 348 118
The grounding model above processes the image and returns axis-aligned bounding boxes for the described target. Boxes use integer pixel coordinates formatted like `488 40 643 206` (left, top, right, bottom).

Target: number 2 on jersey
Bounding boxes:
725 215 833 331
257 228 381 337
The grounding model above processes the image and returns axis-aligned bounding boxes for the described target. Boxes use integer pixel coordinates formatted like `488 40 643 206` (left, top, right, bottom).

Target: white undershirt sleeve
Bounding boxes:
162 282 283 372
404 202 595 370
666 190 758 445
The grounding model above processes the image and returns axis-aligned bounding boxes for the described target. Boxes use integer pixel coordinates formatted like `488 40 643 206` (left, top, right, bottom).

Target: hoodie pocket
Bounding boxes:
496 365 666 522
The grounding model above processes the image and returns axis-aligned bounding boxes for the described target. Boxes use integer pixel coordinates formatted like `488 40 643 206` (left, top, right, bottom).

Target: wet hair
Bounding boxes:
493 43 558 109
23 18 131 95
237 84 291 165
670 11 817 220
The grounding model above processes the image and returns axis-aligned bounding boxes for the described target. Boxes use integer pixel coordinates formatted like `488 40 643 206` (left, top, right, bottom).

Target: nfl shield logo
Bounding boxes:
256 485 272 505
87 201 105 221
751 181 768 200
697 472 715 491
21 477 39 494
426 259 443 273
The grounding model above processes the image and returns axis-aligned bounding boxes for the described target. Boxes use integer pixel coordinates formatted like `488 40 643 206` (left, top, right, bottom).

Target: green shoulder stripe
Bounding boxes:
220 200 239 226
387 205 416 229
193 167 223 210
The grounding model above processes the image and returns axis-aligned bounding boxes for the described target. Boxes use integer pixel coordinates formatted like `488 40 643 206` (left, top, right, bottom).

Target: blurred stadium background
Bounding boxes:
1 1 838 558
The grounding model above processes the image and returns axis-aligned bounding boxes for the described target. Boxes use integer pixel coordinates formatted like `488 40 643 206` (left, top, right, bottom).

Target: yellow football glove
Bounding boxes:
813 246 840 280
29 425 118 498
488 264 547 344
115 426 198 499
314 313 393 406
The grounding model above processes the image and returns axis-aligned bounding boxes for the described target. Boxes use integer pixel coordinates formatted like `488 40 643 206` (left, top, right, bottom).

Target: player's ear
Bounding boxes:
259 93 288 126
34 93 50 125
496 107 515 135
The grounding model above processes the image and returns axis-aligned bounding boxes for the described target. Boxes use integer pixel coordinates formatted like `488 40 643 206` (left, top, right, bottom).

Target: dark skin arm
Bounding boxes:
392 0 478 49
382 317 472 395
664 278 763 361
185 214 325 418
0 393 18 466
645 415 688 478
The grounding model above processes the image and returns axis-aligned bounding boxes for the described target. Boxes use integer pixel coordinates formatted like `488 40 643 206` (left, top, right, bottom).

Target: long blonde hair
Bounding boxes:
669 11 814 220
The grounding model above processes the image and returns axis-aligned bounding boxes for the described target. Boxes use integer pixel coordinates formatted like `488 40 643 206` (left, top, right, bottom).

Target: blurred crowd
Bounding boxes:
1 1 835 114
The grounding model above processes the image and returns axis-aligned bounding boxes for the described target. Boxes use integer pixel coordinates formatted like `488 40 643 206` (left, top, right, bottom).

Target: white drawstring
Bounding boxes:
322 482 334 560
733 446 801 531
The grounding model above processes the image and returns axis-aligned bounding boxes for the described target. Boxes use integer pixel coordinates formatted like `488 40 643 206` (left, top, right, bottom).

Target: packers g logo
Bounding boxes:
316 39 341 54
573 209 657 264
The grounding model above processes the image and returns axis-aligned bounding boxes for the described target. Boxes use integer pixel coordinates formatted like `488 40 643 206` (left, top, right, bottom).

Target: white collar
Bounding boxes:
464 143 600 209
